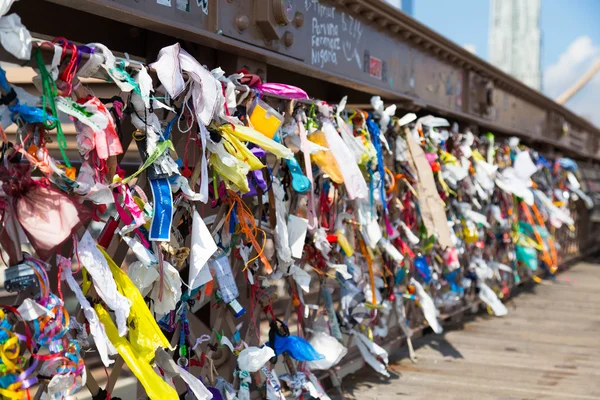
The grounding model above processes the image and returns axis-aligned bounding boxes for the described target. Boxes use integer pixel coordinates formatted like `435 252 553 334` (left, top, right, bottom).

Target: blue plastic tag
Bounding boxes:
149 178 173 241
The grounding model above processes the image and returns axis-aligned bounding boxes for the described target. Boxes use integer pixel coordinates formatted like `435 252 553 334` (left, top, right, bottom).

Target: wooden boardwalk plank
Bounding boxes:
340 262 600 400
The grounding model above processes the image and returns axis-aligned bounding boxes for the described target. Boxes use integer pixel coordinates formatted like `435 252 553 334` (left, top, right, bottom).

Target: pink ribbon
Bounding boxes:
255 83 308 100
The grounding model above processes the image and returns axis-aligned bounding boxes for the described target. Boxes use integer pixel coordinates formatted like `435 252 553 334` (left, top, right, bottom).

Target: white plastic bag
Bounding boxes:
306 332 348 370
237 346 275 372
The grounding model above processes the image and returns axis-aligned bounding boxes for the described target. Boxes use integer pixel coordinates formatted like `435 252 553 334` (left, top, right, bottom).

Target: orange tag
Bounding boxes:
65 167 77 180
27 144 38 158
205 279 214 296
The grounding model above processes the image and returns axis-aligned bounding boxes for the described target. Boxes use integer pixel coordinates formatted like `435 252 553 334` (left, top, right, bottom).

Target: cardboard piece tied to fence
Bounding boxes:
405 128 453 249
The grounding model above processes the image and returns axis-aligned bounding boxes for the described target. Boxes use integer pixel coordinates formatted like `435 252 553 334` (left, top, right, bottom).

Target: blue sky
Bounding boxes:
413 0 600 125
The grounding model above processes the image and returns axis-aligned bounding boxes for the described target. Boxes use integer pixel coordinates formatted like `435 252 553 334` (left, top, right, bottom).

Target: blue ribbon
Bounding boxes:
367 115 389 215
149 178 173 241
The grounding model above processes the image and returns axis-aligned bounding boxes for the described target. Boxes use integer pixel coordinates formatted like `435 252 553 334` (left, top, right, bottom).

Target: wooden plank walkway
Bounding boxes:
340 262 600 399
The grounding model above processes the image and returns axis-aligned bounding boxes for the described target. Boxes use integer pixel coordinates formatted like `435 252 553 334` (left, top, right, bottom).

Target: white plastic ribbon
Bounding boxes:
273 179 293 266
290 264 311 293
399 220 420 245
178 366 213 400
335 96 368 163
151 43 220 126
410 278 443 334
328 263 352 280
59 255 117 367
77 231 131 336
189 209 217 291
379 237 404 263
478 281 508 317
352 330 390 377
322 120 369 200
87 43 135 92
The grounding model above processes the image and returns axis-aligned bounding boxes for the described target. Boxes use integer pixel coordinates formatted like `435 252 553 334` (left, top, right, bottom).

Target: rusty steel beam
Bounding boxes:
9 0 600 159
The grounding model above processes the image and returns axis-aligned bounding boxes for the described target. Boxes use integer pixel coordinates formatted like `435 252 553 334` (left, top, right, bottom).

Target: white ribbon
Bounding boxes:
58 255 117 367
77 231 132 336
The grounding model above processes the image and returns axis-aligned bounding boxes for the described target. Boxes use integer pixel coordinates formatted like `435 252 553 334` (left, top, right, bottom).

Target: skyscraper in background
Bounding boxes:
489 0 542 91
401 0 413 16
383 0 414 17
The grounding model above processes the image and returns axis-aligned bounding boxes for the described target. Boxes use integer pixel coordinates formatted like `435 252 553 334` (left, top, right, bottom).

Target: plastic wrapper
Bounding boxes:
336 97 369 165
248 98 284 139
215 377 236 400
414 256 432 284
273 179 293 266
307 130 344 183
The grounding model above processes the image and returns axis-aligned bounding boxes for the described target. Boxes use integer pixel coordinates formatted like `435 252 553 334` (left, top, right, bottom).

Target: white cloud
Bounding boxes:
544 35 600 127
544 35 600 98
463 44 477 55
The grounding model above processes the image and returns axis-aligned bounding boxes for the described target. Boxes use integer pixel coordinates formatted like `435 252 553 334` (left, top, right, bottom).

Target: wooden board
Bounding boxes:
339 262 600 399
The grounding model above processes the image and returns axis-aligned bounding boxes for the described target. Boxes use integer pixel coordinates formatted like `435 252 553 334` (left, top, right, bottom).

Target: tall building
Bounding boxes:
489 0 542 91
383 0 414 17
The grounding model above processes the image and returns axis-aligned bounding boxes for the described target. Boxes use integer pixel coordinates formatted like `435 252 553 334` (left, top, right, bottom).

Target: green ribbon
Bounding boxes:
121 140 173 184
35 49 71 168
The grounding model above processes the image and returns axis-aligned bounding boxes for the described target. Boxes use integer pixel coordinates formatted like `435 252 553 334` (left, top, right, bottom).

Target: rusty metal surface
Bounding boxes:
8 0 596 159
16 0 596 159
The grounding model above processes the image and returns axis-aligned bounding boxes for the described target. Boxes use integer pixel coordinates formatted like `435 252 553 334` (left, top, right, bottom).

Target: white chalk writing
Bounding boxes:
341 13 363 69
309 2 364 70
341 13 363 42
317 4 335 18
311 17 340 67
